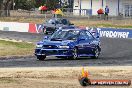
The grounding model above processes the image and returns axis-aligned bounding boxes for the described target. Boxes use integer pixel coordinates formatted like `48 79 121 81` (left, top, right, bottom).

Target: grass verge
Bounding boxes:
0 77 19 84
72 20 132 29
0 40 35 57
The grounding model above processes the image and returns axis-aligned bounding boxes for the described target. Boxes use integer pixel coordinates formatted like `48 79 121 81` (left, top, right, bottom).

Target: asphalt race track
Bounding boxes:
0 31 132 67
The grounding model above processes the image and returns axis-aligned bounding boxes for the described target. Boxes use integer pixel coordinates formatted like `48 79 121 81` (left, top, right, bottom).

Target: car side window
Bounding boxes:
85 30 94 39
79 31 93 40
79 31 88 39
48 19 55 24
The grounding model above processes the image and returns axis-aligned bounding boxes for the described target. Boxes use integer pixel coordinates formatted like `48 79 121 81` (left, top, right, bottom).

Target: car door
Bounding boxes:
78 30 94 54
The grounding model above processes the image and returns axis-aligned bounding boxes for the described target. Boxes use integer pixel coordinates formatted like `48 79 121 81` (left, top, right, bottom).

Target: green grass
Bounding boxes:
90 23 132 28
0 77 19 84
0 17 43 24
91 24 132 28
0 40 35 57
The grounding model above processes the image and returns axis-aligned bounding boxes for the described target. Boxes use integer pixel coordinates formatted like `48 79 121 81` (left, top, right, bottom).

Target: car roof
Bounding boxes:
58 28 86 31
49 18 67 20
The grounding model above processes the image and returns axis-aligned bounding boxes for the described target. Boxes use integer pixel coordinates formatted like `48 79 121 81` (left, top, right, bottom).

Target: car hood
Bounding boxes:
37 40 75 46
37 40 76 48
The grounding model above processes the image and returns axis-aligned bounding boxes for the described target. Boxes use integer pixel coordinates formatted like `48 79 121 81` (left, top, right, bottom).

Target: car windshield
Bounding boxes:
46 19 60 24
61 19 68 25
50 30 80 41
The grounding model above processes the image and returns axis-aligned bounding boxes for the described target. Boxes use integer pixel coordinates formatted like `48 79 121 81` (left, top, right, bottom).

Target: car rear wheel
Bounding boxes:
44 31 48 34
37 55 46 61
91 48 100 59
73 48 78 59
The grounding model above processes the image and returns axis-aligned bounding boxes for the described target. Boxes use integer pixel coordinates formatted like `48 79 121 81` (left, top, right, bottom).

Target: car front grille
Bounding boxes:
35 49 41 53
43 45 58 49
46 27 55 31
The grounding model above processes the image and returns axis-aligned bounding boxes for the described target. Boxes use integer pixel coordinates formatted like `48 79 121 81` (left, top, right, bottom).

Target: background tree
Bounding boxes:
0 0 13 17
35 0 46 8
15 0 36 10
0 0 70 17
46 0 59 10
35 0 60 10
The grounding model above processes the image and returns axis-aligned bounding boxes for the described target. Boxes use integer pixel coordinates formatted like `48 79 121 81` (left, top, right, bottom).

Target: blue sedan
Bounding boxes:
35 28 101 60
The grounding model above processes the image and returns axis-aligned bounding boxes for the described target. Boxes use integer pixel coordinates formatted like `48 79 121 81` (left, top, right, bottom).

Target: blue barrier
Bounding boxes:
97 28 132 39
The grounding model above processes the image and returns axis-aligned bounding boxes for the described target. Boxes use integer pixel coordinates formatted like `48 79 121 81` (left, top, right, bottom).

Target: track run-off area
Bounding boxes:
0 31 132 67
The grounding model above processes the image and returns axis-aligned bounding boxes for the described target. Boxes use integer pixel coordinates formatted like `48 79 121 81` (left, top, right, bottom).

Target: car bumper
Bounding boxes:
44 27 55 34
35 48 73 57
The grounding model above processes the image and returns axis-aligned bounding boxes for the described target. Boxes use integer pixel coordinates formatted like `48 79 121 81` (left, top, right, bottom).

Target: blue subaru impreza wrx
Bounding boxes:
35 28 101 60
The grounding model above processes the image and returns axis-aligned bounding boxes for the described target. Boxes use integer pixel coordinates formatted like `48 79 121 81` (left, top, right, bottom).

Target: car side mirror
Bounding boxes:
96 35 99 38
79 38 85 41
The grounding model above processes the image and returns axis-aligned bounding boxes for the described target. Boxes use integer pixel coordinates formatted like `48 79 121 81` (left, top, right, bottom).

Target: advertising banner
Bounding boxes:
0 22 29 32
97 28 132 39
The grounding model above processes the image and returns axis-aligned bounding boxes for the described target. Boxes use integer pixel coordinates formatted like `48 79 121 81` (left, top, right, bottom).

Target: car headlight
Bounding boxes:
59 45 69 49
36 44 43 48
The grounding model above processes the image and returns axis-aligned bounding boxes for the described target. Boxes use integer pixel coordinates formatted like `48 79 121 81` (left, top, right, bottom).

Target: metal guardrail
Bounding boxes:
0 9 132 19
0 9 93 18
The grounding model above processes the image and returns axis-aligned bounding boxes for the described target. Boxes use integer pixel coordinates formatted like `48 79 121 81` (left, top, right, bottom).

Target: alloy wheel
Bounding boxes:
73 48 78 59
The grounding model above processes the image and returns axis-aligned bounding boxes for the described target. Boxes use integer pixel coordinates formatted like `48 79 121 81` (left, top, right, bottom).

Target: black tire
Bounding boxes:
72 48 78 60
44 31 48 35
43 28 47 34
37 55 46 61
79 77 91 86
91 48 100 59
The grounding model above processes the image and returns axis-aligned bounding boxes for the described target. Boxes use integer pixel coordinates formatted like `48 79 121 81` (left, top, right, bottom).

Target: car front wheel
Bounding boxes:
91 48 100 59
37 55 46 61
72 48 78 59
